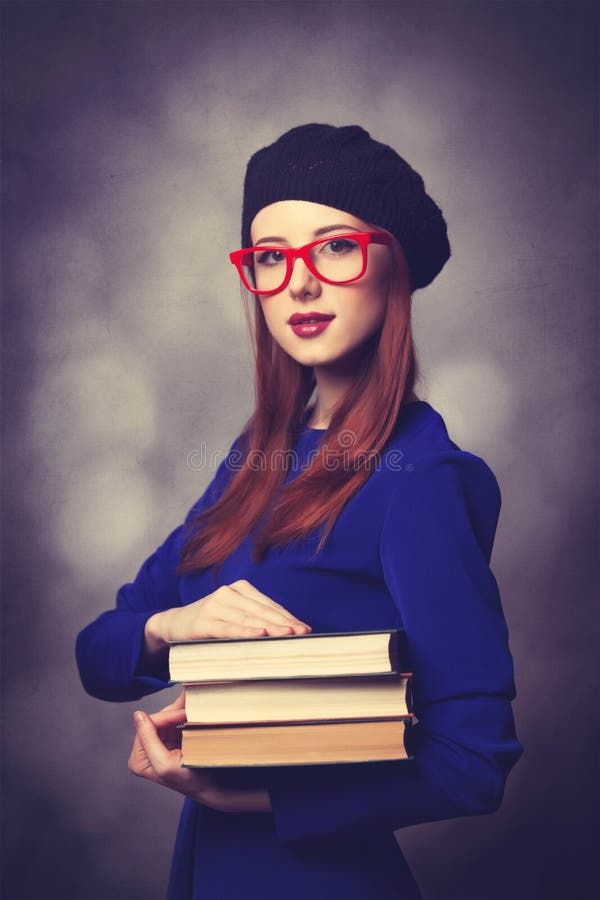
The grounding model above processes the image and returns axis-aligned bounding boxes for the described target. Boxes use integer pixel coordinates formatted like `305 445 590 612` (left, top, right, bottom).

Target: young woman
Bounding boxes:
76 123 523 900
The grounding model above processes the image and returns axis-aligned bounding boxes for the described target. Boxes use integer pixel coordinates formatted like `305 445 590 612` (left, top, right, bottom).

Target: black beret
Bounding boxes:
241 123 451 292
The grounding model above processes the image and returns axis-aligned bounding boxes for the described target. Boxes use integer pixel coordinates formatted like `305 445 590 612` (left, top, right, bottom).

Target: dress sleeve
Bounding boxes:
75 433 247 703
266 450 524 849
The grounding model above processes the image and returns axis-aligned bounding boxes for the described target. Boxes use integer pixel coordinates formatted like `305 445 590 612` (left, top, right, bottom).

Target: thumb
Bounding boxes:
133 710 170 774
161 688 186 712
133 709 155 736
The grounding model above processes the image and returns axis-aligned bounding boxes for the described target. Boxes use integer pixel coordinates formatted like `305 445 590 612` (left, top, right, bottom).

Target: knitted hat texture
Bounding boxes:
241 123 451 292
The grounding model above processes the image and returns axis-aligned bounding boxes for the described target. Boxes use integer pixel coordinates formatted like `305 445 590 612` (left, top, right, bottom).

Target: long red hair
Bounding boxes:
177 235 419 578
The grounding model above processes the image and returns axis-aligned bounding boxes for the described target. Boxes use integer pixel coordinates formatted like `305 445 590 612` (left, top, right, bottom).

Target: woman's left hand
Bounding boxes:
128 691 271 813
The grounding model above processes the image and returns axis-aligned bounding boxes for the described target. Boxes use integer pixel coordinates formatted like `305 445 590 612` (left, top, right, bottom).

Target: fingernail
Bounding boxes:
134 710 145 724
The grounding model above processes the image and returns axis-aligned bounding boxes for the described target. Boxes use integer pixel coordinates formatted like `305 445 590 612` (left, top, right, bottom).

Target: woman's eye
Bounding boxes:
321 238 359 255
256 249 286 266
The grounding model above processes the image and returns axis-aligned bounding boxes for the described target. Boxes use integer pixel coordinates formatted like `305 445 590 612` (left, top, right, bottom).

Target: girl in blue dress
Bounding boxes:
76 123 523 899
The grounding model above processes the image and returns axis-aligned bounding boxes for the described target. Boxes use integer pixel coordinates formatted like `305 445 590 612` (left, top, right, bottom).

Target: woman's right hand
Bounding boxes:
143 579 311 655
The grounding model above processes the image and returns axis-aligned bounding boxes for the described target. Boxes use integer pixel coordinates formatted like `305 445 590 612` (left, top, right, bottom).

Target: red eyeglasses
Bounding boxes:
229 231 393 295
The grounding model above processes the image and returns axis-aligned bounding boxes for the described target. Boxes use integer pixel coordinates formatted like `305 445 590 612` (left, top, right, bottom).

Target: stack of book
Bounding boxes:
169 628 414 768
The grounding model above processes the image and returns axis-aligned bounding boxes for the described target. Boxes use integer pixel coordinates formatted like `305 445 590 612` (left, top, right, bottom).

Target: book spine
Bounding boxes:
388 628 411 672
388 628 398 670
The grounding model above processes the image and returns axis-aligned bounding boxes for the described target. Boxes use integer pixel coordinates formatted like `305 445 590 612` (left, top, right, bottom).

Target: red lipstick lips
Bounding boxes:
288 312 335 338
288 312 335 325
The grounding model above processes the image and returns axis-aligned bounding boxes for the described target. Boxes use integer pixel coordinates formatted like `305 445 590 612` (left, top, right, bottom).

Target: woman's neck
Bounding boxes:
306 385 419 430
306 365 352 429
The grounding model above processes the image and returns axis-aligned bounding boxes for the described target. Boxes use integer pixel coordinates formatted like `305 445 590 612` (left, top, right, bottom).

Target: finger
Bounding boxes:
128 733 161 782
195 619 303 640
213 604 299 634
225 582 311 629
148 707 188 729
133 710 178 777
193 619 268 639
128 734 142 769
159 689 186 713
228 581 304 620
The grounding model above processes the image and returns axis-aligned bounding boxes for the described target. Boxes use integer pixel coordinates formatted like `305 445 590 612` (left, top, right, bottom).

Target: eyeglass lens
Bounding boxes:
241 236 366 293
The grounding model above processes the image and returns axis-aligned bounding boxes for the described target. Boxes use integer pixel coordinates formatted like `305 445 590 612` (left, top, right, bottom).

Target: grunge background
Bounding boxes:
2 2 598 898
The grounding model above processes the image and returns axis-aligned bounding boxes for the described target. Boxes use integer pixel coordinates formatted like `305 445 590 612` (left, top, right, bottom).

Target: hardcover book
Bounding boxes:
179 717 413 767
182 673 412 724
169 627 407 683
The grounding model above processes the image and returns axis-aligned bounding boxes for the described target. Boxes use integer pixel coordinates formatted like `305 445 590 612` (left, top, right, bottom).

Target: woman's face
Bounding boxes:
249 200 392 372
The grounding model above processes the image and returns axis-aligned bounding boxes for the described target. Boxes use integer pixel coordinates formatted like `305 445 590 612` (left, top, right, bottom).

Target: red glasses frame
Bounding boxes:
229 231 393 296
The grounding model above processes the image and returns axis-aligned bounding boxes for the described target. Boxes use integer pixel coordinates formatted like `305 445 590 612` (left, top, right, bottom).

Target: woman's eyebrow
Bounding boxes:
254 224 362 246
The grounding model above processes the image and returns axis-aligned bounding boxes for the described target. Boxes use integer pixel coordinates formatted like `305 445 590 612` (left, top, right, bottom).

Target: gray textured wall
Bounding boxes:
2 2 598 898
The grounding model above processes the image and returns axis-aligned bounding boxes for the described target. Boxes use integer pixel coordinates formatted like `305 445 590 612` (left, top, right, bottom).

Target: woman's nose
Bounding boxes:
287 257 321 298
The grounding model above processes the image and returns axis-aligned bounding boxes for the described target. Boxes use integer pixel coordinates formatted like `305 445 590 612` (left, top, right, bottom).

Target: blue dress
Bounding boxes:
76 401 523 899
